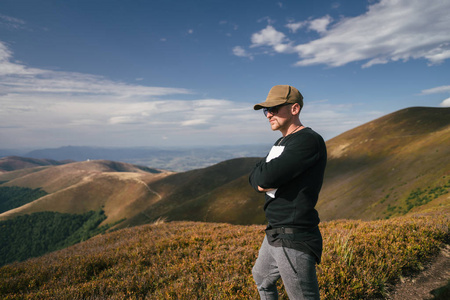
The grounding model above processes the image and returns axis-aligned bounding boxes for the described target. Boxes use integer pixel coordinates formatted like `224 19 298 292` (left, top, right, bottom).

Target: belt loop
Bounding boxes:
281 227 285 234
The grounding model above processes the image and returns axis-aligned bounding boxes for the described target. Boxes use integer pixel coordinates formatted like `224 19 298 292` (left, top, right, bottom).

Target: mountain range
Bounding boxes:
0 106 449 228
4 144 272 172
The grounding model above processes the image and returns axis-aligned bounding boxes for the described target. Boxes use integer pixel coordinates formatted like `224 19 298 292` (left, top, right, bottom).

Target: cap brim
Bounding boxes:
253 99 287 110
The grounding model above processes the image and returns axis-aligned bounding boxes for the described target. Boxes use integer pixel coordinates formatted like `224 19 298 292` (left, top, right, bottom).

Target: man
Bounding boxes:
249 85 327 300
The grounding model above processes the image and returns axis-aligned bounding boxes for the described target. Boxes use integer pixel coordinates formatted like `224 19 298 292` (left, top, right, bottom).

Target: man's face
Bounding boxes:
265 104 294 131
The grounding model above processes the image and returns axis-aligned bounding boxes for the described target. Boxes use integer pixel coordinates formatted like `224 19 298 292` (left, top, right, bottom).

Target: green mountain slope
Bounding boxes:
318 107 450 220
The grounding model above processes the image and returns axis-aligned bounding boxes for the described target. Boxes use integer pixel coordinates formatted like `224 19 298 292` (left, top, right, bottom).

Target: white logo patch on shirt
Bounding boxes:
265 145 285 198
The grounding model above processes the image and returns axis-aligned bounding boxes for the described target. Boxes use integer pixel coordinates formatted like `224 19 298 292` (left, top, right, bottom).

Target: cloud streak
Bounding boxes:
0 40 384 148
0 40 265 147
0 13 26 30
421 85 450 95
235 0 450 68
421 85 450 107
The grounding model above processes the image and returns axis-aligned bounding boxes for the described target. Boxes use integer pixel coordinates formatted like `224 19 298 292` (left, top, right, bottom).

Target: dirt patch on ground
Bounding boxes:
382 244 450 300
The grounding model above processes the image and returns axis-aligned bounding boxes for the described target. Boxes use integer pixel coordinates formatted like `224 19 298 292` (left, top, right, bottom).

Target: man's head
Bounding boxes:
253 85 303 111
254 85 303 134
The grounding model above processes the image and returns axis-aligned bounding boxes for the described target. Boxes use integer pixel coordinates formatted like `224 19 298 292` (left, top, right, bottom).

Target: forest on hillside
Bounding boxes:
0 209 114 266
0 186 47 214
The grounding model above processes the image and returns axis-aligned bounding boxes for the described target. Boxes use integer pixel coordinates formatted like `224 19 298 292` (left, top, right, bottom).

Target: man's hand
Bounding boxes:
258 186 276 192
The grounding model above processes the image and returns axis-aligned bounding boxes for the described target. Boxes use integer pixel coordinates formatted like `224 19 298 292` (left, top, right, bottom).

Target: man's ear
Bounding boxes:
291 103 301 115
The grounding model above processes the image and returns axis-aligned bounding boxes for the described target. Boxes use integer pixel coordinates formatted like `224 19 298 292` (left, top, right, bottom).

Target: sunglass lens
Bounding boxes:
263 106 278 116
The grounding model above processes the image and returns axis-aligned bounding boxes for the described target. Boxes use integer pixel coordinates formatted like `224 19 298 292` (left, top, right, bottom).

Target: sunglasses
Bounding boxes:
263 104 291 117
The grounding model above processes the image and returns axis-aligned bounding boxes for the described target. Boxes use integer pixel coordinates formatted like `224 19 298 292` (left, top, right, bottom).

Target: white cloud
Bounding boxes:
296 0 450 67
440 98 450 107
421 85 450 95
181 118 209 127
0 40 385 148
0 42 190 99
285 15 332 35
248 25 296 55
285 21 306 33
0 14 26 30
251 25 287 48
0 43 44 76
242 0 450 68
308 15 332 34
420 85 450 108
232 46 253 59
0 41 265 147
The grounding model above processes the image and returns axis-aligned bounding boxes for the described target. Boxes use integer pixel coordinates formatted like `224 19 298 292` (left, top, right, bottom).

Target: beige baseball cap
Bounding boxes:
254 85 303 110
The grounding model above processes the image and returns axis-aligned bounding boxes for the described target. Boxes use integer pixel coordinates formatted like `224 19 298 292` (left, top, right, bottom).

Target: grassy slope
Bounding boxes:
0 210 448 300
0 160 169 225
116 157 263 228
318 107 450 221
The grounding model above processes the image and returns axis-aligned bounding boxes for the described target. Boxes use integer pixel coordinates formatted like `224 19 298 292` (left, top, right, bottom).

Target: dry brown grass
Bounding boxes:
0 161 172 225
319 107 450 221
0 210 448 299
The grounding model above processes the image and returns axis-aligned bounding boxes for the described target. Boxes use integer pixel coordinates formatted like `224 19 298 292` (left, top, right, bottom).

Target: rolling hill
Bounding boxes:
0 160 169 226
117 157 265 228
0 157 264 228
0 156 71 174
318 106 450 221
0 106 449 227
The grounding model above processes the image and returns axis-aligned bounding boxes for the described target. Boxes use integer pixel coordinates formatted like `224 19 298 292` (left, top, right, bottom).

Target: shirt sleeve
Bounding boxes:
250 132 321 189
249 158 265 192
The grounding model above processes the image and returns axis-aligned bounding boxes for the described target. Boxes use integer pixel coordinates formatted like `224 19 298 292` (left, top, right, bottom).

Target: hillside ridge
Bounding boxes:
0 106 448 226
0 156 70 173
318 106 449 221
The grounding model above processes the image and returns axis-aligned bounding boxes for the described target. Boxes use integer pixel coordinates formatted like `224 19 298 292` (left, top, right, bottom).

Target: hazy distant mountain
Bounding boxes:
20 144 272 171
0 156 71 173
0 107 448 227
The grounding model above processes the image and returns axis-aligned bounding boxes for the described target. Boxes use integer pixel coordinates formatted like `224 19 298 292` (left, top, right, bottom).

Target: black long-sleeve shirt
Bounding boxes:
249 127 327 262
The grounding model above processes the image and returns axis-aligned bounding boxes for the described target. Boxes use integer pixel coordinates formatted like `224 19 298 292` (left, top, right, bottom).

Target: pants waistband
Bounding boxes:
266 227 314 235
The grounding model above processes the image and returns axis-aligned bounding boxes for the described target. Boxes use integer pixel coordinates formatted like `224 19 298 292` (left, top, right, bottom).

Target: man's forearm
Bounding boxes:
258 186 276 192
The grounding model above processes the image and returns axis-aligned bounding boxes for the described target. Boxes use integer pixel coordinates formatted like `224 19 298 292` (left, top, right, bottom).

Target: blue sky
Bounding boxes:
1 0 449 149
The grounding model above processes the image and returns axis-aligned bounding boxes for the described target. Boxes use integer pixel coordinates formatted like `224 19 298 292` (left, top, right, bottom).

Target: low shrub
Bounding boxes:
0 212 448 299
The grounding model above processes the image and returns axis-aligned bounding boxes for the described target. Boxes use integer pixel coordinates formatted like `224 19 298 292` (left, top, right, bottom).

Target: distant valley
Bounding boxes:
1 144 272 172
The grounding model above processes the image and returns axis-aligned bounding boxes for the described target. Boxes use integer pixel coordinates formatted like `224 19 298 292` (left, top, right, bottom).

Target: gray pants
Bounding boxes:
252 236 320 300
